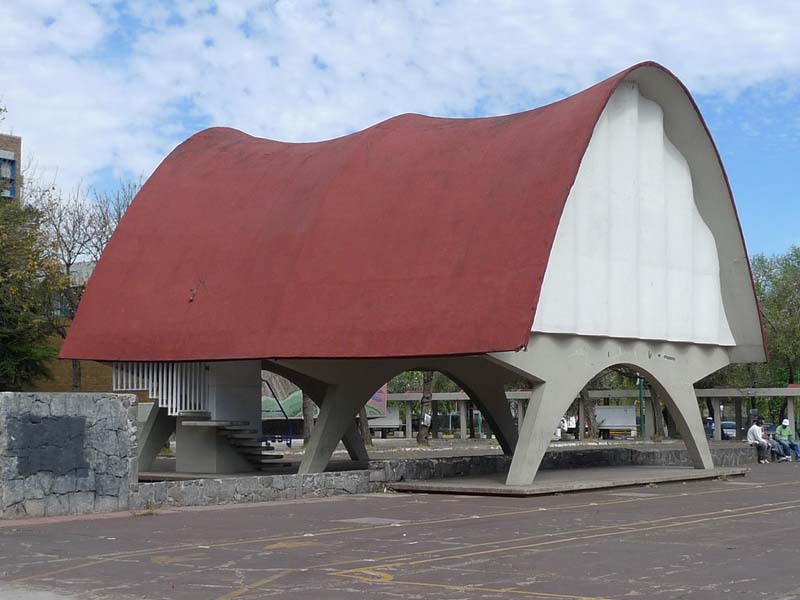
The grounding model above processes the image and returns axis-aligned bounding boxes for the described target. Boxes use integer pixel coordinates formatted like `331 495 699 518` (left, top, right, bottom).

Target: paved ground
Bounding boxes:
2 463 800 599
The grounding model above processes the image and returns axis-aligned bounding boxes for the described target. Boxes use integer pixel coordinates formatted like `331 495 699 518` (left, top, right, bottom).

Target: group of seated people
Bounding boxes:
747 417 800 464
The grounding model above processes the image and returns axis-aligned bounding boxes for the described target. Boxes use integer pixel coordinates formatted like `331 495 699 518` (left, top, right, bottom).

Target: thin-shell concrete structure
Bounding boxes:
62 62 765 483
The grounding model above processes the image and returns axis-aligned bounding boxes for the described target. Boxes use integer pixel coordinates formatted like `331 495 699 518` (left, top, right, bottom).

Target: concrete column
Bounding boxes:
652 379 714 470
207 360 263 432
788 398 796 436
299 378 384 474
712 398 722 441
578 398 585 441
264 360 371 463
516 399 526 434
405 403 413 440
506 378 584 486
458 400 468 440
340 423 370 462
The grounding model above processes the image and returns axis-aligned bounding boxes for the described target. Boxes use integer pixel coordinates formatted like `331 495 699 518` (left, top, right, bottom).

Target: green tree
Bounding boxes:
0 199 66 390
696 247 800 423
752 247 800 384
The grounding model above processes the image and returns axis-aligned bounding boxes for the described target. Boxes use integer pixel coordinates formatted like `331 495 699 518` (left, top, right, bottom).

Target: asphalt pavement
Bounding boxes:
2 462 799 599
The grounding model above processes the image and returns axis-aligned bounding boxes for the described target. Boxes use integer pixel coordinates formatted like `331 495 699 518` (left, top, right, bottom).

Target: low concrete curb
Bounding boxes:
388 466 749 497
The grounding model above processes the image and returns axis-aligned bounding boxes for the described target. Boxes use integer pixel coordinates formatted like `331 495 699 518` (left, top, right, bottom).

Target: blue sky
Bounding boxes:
1 0 798 256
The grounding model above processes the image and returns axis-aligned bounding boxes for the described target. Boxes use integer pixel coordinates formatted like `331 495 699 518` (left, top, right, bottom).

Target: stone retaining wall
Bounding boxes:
0 392 138 519
130 471 370 510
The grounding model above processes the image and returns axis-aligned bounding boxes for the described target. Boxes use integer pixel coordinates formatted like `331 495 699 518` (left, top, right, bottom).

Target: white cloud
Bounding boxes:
2 0 800 192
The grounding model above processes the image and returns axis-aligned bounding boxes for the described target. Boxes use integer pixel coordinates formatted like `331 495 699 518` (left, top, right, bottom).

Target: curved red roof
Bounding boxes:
61 62 759 361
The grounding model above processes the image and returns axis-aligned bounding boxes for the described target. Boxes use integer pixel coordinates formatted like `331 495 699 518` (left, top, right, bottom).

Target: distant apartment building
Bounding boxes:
0 133 22 200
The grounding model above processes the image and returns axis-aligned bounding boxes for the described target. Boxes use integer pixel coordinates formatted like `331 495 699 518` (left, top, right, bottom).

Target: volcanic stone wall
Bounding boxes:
0 392 137 519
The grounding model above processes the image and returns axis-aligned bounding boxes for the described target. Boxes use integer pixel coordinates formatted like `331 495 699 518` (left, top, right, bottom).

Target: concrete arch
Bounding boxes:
271 356 519 475
261 360 371 463
492 333 725 486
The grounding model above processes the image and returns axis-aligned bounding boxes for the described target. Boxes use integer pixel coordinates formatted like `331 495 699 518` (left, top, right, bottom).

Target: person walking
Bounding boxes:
775 418 800 460
747 418 771 464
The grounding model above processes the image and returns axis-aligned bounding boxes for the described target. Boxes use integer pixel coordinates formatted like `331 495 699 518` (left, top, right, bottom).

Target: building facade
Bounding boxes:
0 134 22 201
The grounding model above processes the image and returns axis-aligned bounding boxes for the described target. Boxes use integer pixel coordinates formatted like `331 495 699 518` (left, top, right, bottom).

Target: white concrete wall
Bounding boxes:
533 82 735 347
207 360 263 430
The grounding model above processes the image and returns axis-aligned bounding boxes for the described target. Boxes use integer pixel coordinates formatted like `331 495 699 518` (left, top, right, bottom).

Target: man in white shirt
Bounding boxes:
747 418 770 464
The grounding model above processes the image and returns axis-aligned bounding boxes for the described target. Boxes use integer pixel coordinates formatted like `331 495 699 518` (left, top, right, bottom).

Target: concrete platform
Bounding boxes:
389 465 748 496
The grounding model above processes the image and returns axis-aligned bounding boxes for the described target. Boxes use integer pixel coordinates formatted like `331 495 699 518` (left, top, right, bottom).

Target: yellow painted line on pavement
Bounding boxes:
216 570 295 600
150 552 208 565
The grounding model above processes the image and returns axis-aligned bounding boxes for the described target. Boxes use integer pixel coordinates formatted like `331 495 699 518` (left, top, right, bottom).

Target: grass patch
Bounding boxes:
133 500 160 516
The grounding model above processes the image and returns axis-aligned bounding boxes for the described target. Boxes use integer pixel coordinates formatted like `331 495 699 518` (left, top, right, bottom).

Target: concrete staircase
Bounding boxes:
181 420 285 469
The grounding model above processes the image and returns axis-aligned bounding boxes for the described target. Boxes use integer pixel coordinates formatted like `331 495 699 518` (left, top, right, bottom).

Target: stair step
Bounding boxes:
224 433 267 440
178 411 211 418
247 455 285 462
237 447 275 458
219 425 259 431
230 439 274 448
182 420 249 427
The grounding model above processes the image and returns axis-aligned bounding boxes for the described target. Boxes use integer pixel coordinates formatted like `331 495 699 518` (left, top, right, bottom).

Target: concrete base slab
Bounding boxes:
389 465 748 497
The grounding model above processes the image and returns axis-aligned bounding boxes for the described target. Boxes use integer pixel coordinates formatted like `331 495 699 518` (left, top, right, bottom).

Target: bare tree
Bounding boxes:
32 178 140 390
33 184 93 390
87 178 140 262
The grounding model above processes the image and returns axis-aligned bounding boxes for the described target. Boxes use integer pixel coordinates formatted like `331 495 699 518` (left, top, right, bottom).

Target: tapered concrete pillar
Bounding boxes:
299 378 385 474
652 380 713 469
507 379 583 485
263 360 369 463
458 400 468 440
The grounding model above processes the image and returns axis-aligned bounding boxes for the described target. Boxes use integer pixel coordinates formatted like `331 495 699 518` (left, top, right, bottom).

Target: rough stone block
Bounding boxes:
31 400 51 419
23 498 45 518
95 495 120 513
43 493 70 517
95 474 120 497
52 473 77 495
69 492 96 515
2 479 25 508
76 469 96 492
